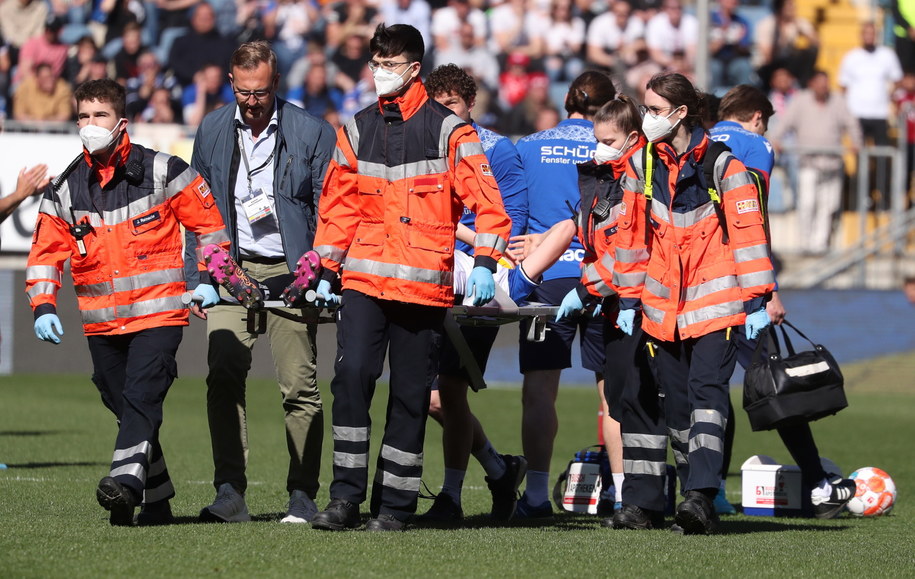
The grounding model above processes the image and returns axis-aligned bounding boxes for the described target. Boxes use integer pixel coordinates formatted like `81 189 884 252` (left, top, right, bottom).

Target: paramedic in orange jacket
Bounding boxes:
309 24 511 532
25 79 230 527
613 73 775 535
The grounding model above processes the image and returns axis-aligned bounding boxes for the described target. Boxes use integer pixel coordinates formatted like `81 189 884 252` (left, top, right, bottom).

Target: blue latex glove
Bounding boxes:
617 309 636 336
35 313 63 344
315 279 341 307
192 283 220 308
592 303 602 318
466 266 495 306
745 308 771 340
555 288 583 321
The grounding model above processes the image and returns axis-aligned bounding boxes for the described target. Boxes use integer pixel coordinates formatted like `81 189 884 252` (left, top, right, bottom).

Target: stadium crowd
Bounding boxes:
3 0 902 135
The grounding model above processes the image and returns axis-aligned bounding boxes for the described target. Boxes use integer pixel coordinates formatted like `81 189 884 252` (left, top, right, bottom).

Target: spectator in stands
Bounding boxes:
0 0 49 63
332 32 371 92
488 0 548 63
754 0 818 88
337 61 375 123
85 53 111 82
709 0 753 94
381 0 432 48
0 34 11 113
435 21 500 93
324 0 378 50
544 0 585 83
167 1 235 88
769 70 862 255
533 103 561 132
431 0 487 54
287 61 344 118
892 0 915 73
234 0 269 45
98 0 146 50
645 0 697 70
126 49 181 119
137 85 181 123
157 0 201 63
892 72 915 193
585 0 645 74
264 0 317 82
113 21 146 82
838 21 903 209
768 65 800 212
182 61 232 126
500 71 553 136
14 14 68 85
65 35 99 86
904 276 915 304
13 62 73 121
498 51 545 112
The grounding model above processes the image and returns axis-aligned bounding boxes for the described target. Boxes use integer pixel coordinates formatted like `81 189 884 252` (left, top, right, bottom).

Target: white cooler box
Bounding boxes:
741 455 840 517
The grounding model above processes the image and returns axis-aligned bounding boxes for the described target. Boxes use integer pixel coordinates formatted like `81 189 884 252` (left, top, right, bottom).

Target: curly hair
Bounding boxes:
425 64 477 104
74 79 126 118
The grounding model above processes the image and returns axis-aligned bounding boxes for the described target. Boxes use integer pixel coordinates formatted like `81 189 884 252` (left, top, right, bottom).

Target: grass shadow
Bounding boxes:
0 430 67 437
716 519 851 534
4 461 107 469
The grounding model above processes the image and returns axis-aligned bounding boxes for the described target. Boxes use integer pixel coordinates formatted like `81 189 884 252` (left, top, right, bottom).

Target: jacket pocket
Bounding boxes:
357 174 384 219
405 219 453 254
406 174 451 225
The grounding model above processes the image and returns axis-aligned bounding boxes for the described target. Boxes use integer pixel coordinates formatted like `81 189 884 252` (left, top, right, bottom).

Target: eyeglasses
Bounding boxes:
638 104 678 117
367 59 412 72
234 87 272 100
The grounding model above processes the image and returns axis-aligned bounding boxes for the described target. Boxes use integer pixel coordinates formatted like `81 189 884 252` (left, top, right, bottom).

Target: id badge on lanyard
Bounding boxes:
238 129 276 225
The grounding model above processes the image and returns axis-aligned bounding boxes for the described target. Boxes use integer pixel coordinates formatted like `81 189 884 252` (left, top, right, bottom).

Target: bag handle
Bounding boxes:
780 319 820 351
750 325 782 367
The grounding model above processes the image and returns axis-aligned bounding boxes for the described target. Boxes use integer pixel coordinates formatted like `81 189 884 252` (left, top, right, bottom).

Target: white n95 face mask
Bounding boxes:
641 108 681 143
373 66 411 97
79 119 125 154
593 135 632 164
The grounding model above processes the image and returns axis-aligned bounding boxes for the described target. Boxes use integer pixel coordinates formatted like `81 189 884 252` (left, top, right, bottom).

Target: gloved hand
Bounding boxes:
555 288 583 321
192 283 220 308
616 308 636 336
466 266 495 306
592 303 602 318
745 308 771 340
315 279 341 307
35 313 63 344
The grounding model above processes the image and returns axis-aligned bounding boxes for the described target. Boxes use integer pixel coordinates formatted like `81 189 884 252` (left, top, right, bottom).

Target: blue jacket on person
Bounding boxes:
709 120 775 178
456 121 528 254
516 117 596 281
184 98 336 285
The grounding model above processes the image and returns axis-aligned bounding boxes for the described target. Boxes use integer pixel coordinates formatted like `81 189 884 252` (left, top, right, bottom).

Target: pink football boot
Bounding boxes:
282 250 321 307
203 244 264 309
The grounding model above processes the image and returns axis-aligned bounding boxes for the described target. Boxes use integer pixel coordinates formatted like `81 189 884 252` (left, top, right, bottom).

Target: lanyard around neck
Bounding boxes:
237 126 276 193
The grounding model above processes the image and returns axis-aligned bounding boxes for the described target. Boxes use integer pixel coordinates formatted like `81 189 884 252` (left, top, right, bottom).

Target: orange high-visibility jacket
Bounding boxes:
313 80 511 307
26 137 230 335
613 128 775 341
576 137 647 303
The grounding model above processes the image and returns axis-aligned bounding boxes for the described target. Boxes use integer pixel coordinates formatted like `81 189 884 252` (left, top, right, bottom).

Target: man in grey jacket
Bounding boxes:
185 41 336 524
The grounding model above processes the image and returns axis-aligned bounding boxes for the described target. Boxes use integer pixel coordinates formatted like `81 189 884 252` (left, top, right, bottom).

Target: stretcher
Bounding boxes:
183 285 559 392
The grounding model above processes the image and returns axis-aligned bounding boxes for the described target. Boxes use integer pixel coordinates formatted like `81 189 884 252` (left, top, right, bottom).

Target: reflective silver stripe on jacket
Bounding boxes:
738 269 776 289
645 276 671 300
621 173 643 193
381 444 423 467
80 295 185 325
197 229 231 248
683 275 738 303
345 258 453 287
612 270 646 289
27 281 58 300
583 263 613 298
676 300 743 328
164 163 197 199
593 204 624 231
316 245 347 265
643 303 665 325
454 140 484 166
720 170 754 192
438 114 465 160
359 159 447 182
615 247 649 264
344 118 360 158
76 269 184 298
474 233 507 254
733 244 770 263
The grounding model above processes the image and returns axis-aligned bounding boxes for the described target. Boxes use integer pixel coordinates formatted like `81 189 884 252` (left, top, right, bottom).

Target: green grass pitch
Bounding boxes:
1 350 913 577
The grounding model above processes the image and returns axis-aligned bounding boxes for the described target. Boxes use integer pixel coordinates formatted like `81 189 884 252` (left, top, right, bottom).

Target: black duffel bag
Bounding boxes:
743 320 847 431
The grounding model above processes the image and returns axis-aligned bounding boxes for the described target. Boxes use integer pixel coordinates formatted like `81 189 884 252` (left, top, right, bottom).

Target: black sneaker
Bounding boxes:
610 503 665 530
135 500 174 526
674 490 719 535
486 454 528 521
96 476 138 527
812 476 856 519
417 493 463 523
311 498 360 531
596 496 617 518
365 513 406 532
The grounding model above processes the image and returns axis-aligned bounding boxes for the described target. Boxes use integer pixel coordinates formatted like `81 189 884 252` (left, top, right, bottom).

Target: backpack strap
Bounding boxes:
703 140 732 245
635 143 655 246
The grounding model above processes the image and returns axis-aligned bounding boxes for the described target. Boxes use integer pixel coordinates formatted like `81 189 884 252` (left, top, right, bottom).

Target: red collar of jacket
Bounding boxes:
653 126 709 167
610 135 648 174
83 132 132 188
377 79 428 122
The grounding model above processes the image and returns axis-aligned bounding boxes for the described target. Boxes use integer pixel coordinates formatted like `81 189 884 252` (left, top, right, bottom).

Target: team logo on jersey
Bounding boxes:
620 201 627 215
480 163 493 176
736 199 760 214
197 182 211 198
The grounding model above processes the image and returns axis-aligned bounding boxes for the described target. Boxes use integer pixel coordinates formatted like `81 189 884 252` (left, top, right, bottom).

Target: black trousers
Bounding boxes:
87 326 182 503
328 290 444 520
650 329 737 494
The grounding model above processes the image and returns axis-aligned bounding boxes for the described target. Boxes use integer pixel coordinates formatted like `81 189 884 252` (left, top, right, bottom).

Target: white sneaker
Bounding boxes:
199 482 251 522
281 490 318 523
